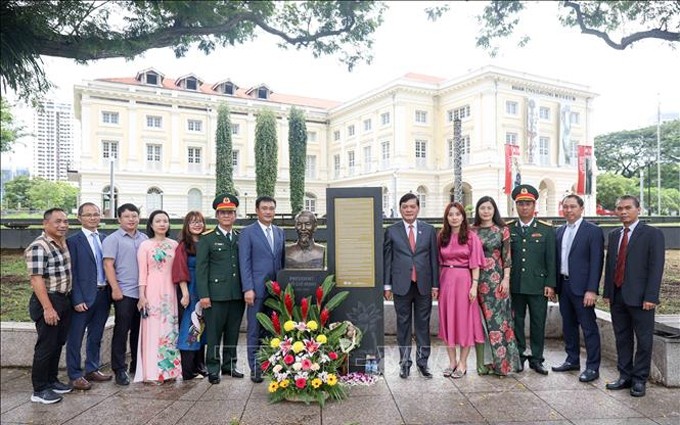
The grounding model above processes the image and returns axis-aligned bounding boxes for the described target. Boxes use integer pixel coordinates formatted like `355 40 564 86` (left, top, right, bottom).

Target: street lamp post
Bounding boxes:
647 160 652 216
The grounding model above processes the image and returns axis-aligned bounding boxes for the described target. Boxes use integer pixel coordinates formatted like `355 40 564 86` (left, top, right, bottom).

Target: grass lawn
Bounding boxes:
1 249 679 322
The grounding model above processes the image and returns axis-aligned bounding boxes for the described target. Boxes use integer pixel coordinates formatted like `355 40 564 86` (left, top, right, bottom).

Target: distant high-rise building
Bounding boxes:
33 100 74 181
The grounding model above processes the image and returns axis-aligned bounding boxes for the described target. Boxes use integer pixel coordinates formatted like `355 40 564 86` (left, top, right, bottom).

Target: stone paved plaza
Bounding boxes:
1 337 678 425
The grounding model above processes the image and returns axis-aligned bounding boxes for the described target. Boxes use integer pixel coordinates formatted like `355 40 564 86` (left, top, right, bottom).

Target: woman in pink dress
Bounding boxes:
135 210 181 383
438 202 485 378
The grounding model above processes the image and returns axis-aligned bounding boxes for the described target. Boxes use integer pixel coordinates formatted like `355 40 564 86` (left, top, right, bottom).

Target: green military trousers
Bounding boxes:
204 300 245 375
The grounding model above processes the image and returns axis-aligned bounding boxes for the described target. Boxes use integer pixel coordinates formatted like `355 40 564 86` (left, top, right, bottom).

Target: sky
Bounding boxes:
4 1 680 167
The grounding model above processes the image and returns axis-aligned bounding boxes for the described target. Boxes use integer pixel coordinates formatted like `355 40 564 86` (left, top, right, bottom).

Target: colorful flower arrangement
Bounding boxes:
256 274 362 405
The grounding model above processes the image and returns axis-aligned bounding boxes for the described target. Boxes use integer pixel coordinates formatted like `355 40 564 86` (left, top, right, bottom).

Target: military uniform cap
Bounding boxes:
212 193 239 211
512 184 539 202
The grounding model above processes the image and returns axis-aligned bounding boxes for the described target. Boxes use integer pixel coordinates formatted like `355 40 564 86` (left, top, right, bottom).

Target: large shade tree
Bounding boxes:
288 107 307 216
1 1 386 102
0 98 23 153
255 109 278 198
215 103 235 196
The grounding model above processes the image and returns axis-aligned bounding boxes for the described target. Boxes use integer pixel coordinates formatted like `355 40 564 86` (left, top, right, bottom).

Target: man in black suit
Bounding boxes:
552 195 604 383
603 195 665 397
384 193 439 379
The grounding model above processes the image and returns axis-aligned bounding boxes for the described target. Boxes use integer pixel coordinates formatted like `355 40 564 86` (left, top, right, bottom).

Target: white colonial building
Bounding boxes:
72 66 597 218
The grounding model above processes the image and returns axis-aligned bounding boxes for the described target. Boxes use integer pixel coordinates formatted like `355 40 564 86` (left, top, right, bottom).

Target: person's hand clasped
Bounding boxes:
199 297 211 309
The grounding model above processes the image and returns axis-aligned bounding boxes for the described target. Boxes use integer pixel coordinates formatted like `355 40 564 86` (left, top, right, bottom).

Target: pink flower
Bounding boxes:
295 377 307 389
496 346 507 359
284 354 295 365
329 352 338 360
504 328 515 341
501 359 511 374
489 331 502 345
301 358 313 371
490 272 501 284
500 320 508 332
479 283 490 295
484 308 493 320
261 360 271 371
304 339 319 354
484 258 495 270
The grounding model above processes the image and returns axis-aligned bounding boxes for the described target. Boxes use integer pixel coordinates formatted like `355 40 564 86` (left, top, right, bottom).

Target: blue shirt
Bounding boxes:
102 228 148 299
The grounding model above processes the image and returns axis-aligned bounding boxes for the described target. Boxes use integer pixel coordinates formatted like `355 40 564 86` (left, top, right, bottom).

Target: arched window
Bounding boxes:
187 188 202 211
304 192 317 213
146 187 163 213
101 185 119 217
382 187 391 217
416 185 428 210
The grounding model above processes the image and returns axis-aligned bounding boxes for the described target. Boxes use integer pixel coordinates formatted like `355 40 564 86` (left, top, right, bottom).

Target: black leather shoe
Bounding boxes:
399 365 410 379
529 362 549 375
115 370 130 386
552 362 580 372
630 382 646 397
417 365 433 379
517 358 525 373
250 372 263 383
222 368 244 378
606 378 632 390
578 369 599 383
208 374 220 385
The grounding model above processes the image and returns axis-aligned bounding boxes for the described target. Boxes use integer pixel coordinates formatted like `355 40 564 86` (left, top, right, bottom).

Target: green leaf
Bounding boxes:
256 312 276 335
323 291 349 312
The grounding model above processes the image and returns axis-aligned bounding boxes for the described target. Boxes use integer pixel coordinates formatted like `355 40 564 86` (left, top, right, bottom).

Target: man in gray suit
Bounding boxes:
384 193 439 379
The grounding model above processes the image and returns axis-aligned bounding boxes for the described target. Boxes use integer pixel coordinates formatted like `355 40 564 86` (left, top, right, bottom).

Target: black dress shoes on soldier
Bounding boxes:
417 365 433 379
221 368 244 378
208 373 220 385
578 369 599 383
552 362 580 372
529 362 549 375
606 378 632 390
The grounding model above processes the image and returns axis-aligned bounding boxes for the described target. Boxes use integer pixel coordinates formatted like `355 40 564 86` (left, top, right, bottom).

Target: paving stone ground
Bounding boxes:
1 337 678 425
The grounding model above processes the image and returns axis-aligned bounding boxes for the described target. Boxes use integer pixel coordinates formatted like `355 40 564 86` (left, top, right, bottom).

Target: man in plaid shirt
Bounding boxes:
25 208 73 404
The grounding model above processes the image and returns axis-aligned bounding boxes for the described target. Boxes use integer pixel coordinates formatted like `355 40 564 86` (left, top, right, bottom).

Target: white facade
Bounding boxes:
33 100 75 181
73 66 598 218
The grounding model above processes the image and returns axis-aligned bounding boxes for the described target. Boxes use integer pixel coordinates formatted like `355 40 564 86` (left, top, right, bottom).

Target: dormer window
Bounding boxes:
246 84 272 100
146 73 158 85
211 80 238 96
186 78 198 90
258 87 268 99
135 68 165 86
176 74 203 91
224 83 234 95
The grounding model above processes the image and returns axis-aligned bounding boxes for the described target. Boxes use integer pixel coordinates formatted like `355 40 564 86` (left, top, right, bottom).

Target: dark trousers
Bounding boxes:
66 287 111 379
559 284 601 370
611 288 655 383
512 293 547 364
246 297 271 373
111 296 140 373
30 292 72 392
205 300 245 375
393 283 432 368
180 348 206 379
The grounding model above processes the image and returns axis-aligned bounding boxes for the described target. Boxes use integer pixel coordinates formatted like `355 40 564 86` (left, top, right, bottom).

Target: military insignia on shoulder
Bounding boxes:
202 227 216 235
537 219 553 227
506 219 517 226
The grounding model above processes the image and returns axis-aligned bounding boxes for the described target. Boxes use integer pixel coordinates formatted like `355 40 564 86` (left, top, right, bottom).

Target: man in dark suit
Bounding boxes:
196 194 245 384
509 184 556 375
384 193 439 379
239 195 285 383
604 195 665 397
552 195 604 383
66 203 113 391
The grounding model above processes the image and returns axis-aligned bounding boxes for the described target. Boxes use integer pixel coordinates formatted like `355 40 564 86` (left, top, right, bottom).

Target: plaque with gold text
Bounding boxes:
334 198 375 288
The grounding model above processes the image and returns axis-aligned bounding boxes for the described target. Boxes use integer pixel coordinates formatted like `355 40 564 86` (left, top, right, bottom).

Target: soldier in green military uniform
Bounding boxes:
509 184 556 375
196 194 245 384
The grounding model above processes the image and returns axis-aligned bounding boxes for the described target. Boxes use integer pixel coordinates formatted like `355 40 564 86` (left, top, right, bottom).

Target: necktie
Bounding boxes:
227 231 232 242
92 232 105 284
409 225 417 282
266 227 274 253
614 227 630 288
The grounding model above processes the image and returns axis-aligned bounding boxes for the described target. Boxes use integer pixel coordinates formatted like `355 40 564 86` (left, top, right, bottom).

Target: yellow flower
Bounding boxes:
270 338 281 349
268 381 279 393
311 378 322 389
327 374 338 386
283 321 296 332
292 341 305 353
306 320 318 331
315 334 327 344
279 379 290 388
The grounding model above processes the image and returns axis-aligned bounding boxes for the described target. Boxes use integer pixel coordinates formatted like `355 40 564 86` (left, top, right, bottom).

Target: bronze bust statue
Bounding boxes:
285 210 325 270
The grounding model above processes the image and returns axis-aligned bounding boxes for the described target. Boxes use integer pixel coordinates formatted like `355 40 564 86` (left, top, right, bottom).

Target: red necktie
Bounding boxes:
614 227 629 288
409 225 417 282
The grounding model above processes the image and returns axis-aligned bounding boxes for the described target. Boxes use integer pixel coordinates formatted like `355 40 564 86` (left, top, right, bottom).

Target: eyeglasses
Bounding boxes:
189 221 204 226
80 213 101 218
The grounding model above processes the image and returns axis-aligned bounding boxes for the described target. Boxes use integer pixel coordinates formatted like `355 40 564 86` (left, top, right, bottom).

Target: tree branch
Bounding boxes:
563 1 680 50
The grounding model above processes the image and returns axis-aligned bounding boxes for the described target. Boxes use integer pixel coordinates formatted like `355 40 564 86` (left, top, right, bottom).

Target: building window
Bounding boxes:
146 144 162 170
382 187 389 215
570 111 580 125
304 193 317 213
257 87 269 99
347 151 355 175
145 73 159 85
539 137 550 165
505 132 518 145
187 147 201 164
146 187 163 211
102 141 119 160
380 112 390 126
447 105 471 122
185 78 198 91
415 110 428 124
363 119 372 132
333 130 340 141
187 119 202 132
416 186 427 209
363 146 372 173
415 140 427 166
187 188 202 211
333 154 340 178
506 101 519 115
102 111 119 124
447 136 471 167
146 115 162 128
347 125 355 137
232 123 240 135
307 131 317 143
232 150 240 175
223 83 235 95
568 140 578 165
539 107 550 120
306 155 316 179
381 141 390 168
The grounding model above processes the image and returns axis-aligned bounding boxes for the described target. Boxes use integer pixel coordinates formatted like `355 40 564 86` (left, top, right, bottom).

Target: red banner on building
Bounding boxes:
577 145 593 195
505 144 521 194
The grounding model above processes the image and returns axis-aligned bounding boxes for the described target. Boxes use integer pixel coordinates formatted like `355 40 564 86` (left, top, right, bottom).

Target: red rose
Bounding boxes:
496 346 506 359
489 331 502 345
295 377 307 389
490 272 501 284
271 281 282 296
484 258 495 270
484 308 493 320
501 359 511 374
479 283 490 295
284 354 295 365
261 360 271 371
329 351 338 360
504 328 515 341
